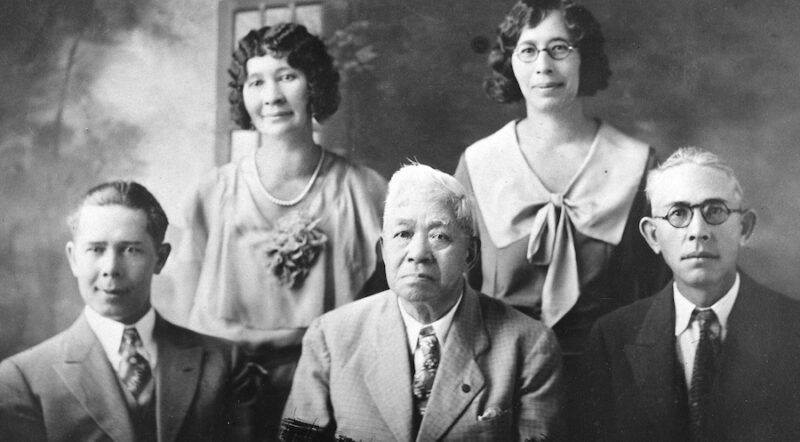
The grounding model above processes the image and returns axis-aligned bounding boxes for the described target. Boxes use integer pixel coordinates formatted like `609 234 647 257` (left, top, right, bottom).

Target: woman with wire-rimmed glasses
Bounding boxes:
454 0 670 395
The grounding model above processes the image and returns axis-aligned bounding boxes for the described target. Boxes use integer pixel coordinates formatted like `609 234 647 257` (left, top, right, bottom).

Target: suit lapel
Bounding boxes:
154 316 203 442
54 315 134 442
712 274 769 413
417 286 488 442
624 285 685 434
364 293 416 442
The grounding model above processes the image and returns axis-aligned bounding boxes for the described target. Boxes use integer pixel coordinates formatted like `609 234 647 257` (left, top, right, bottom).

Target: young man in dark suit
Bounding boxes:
583 147 800 441
0 181 258 442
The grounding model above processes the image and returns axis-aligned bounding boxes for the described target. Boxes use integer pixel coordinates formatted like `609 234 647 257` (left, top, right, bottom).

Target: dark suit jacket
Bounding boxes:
0 312 257 442
283 284 565 442
582 273 800 442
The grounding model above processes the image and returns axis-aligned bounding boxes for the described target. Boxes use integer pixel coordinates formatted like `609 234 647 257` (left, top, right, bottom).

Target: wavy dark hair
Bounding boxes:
67 181 169 246
228 23 341 129
484 0 611 103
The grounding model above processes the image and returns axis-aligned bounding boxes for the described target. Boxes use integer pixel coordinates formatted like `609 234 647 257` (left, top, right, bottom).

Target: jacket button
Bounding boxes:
461 384 471 393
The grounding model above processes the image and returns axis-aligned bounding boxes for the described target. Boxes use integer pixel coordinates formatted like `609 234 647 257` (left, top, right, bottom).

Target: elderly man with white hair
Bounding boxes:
283 163 564 441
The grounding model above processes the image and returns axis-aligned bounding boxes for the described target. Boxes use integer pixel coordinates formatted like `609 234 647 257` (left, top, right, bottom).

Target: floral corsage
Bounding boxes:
251 212 328 288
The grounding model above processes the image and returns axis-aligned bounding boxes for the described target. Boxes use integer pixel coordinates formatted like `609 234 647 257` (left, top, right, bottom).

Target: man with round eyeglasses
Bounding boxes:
580 147 800 441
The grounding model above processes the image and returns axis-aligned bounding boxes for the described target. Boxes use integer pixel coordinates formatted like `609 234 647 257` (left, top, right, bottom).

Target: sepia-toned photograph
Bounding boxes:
1 0 799 440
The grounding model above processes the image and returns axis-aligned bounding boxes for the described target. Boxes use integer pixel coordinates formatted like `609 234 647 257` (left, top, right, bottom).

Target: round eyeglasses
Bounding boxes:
513 41 575 63
654 200 746 228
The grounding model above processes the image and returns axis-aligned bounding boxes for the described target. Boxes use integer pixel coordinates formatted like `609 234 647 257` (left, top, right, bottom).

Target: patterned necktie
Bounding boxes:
412 326 440 416
118 326 152 399
689 309 721 442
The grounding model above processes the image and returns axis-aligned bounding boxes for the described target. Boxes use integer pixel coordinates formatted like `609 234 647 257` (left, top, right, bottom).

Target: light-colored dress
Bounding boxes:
455 120 669 355
176 149 387 345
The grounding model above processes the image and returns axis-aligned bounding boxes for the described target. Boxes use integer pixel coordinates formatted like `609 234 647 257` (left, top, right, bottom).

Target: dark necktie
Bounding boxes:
118 326 152 399
689 309 721 442
412 326 440 416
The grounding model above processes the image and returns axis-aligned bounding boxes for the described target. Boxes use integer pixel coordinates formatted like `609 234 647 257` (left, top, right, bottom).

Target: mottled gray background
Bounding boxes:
2 0 799 359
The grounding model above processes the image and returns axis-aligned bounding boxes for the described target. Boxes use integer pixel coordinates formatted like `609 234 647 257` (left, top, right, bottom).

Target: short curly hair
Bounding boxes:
484 0 611 103
228 23 341 129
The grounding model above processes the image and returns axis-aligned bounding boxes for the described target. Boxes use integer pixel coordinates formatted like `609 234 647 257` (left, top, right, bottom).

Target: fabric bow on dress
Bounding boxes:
465 121 649 326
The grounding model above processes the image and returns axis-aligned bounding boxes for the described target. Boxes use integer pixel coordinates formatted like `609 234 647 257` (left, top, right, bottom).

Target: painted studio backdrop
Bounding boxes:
1 0 799 358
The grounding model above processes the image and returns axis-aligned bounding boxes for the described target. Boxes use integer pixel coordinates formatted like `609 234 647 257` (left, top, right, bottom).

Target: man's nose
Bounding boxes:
406 233 433 263
100 251 122 277
686 208 712 242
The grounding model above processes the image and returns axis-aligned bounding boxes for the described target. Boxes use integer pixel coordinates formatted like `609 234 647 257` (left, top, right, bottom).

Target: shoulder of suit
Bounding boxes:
0 325 74 373
594 290 664 333
474 291 552 339
739 273 800 322
314 290 394 329
155 315 234 351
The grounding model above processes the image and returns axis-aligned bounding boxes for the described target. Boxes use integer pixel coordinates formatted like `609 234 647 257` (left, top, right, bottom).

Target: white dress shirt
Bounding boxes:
84 306 158 372
673 273 739 387
398 292 463 354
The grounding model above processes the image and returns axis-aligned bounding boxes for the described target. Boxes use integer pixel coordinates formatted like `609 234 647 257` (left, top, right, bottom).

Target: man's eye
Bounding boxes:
394 231 412 240
430 233 451 243
519 46 536 54
668 206 690 219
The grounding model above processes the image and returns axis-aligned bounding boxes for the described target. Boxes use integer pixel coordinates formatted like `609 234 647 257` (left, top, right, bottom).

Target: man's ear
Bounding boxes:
466 236 480 270
65 242 79 277
154 243 171 274
639 217 662 255
738 209 757 246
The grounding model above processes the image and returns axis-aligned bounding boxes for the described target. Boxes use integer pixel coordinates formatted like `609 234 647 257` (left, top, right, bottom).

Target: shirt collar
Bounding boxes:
84 306 158 369
674 272 740 338
398 292 463 354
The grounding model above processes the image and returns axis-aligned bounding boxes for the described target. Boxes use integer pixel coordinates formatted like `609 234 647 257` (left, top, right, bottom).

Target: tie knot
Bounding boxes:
121 327 142 349
693 309 716 327
549 193 564 207
693 309 720 336
419 325 435 338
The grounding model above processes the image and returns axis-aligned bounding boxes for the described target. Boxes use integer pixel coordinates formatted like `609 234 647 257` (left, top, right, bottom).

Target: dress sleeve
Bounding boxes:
170 170 219 323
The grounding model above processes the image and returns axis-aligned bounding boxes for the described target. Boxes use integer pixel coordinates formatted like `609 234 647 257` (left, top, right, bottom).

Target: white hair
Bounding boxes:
384 163 477 237
646 146 744 204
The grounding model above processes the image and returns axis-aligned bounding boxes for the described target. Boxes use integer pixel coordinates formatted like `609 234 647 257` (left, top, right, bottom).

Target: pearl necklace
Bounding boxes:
262 147 326 207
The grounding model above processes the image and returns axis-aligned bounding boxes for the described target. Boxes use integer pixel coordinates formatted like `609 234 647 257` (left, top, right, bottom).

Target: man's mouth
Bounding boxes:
681 251 718 260
99 287 128 295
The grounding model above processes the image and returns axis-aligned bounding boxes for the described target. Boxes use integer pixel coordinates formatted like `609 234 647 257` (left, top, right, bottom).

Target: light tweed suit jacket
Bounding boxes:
0 313 257 442
283 283 564 441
